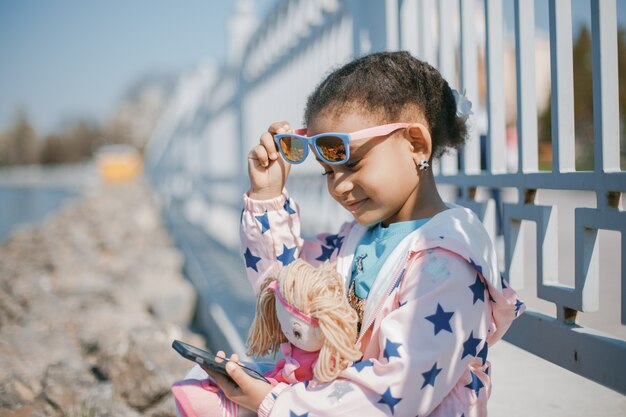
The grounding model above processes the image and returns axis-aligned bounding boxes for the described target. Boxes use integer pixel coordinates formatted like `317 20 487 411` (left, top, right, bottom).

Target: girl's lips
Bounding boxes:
344 198 368 212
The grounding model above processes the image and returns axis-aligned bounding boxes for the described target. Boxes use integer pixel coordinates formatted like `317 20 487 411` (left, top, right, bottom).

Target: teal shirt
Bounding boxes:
350 219 430 299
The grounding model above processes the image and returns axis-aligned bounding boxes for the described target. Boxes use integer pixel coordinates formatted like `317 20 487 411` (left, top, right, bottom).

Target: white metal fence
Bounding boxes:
146 0 626 394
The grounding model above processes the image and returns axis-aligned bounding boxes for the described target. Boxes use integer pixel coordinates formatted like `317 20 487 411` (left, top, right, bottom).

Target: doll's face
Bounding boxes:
275 297 324 352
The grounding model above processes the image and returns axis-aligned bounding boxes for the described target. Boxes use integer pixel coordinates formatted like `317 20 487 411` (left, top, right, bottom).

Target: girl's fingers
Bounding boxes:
249 144 270 167
251 121 292 165
259 132 278 161
268 121 290 134
213 351 240 366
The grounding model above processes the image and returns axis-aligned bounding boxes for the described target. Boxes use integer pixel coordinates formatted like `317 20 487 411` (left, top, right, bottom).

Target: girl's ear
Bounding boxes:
406 123 433 163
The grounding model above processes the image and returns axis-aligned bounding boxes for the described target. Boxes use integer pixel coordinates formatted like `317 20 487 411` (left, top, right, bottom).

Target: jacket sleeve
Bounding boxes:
240 190 350 295
258 248 492 417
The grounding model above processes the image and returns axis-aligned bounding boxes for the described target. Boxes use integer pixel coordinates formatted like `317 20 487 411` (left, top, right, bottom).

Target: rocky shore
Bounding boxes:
0 180 203 416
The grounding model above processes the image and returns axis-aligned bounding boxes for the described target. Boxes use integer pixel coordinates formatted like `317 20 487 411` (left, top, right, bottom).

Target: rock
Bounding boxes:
145 394 179 417
41 362 96 414
0 179 201 416
95 324 182 411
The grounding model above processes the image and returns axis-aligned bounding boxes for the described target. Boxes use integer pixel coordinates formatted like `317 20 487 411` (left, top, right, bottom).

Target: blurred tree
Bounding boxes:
572 26 594 170
0 131 7 166
0 110 39 166
39 134 66 165
538 27 626 170
40 119 104 165
1 72 173 166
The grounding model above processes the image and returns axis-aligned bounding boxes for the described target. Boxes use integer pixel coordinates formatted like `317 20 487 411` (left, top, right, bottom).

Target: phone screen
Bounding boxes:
172 340 269 384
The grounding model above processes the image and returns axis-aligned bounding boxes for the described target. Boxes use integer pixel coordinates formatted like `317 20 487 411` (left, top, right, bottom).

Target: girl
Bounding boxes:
209 51 524 416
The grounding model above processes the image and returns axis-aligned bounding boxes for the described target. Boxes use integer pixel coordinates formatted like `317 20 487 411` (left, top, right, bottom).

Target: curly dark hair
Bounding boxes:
304 51 468 158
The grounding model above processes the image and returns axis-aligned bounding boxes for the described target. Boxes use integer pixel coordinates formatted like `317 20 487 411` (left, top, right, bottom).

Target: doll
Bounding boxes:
247 259 362 384
172 260 361 417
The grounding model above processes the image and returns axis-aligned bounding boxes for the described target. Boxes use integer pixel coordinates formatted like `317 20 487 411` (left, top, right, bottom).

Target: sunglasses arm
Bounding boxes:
349 122 411 141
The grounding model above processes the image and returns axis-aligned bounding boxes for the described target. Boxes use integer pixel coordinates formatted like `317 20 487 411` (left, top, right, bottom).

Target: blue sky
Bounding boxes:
0 0 624 136
0 0 274 134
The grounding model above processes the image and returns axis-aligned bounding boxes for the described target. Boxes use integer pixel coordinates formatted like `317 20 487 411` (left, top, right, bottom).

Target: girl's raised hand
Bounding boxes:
248 122 292 200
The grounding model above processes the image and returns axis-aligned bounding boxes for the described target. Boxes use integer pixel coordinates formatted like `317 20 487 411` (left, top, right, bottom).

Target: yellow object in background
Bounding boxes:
95 145 143 183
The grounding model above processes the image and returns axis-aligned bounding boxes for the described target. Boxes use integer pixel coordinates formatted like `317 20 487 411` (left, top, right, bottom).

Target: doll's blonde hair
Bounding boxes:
247 259 362 382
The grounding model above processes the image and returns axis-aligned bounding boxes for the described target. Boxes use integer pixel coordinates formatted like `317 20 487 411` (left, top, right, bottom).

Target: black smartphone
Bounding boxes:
171 339 269 384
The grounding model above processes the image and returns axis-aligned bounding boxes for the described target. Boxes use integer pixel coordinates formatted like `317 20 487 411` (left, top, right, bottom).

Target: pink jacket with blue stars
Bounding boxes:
241 191 524 417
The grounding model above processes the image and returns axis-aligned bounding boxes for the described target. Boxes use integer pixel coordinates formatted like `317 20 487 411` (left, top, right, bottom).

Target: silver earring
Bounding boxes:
418 160 430 171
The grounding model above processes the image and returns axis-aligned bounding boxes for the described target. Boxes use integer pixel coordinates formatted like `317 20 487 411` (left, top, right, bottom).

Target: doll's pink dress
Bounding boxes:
172 343 318 417
264 342 317 384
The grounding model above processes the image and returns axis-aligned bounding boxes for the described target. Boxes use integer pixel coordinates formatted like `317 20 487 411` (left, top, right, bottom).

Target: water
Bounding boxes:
0 187 77 243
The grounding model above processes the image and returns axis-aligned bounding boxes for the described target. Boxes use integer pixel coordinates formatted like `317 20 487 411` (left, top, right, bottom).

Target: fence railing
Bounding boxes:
146 0 625 395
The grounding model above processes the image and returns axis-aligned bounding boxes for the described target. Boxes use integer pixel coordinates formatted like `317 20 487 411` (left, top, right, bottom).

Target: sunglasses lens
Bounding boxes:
316 136 347 163
279 136 306 162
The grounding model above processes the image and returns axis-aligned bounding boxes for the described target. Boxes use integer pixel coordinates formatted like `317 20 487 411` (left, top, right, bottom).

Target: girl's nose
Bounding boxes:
330 172 353 196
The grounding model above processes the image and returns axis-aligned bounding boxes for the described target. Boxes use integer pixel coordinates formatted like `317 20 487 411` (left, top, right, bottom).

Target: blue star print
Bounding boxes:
421 362 442 388
465 371 484 397
469 258 483 275
283 199 296 215
383 339 402 360
316 245 334 261
468 275 485 304
243 248 261 272
289 411 309 417
425 303 454 335
335 235 344 251
378 388 401 414
462 331 482 359
515 299 524 316
277 244 296 266
325 234 338 247
352 359 373 372
255 212 270 233
324 234 345 251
